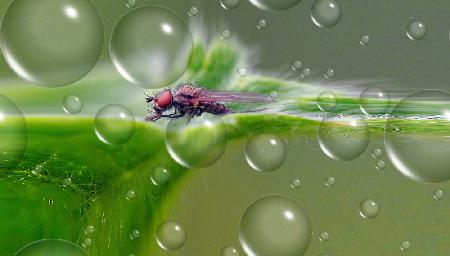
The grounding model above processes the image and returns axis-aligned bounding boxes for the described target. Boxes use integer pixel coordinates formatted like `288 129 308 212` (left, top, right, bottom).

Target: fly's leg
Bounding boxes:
161 113 185 119
194 107 204 116
145 113 162 122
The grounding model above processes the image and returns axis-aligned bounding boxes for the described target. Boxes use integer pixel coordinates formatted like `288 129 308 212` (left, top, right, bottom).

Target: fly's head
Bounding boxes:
146 89 173 112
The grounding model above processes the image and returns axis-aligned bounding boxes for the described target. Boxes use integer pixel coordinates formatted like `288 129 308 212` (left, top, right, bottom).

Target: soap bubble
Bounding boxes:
156 221 186 251
359 87 390 115
400 241 411 251
318 114 369 161
94 104 135 145
220 0 241 10
257 19 267 29
317 91 337 112
221 246 240 256
63 95 83 114
110 6 193 88
239 195 312 256
318 231 329 242
248 0 302 12
220 29 231 40
0 0 103 87
0 95 27 169
406 20 426 40
165 114 227 169
151 167 171 185
188 6 198 16
245 134 287 172
385 90 450 183
15 239 89 256
359 198 380 219
311 0 342 28
433 189 444 200
360 35 370 45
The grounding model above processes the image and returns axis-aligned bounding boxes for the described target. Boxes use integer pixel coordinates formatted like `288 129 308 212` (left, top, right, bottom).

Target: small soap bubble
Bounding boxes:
220 29 231 40
319 231 329 242
257 19 267 29
188 6 199 16
126 190 136 200
291 178 301 189
433 189 444 200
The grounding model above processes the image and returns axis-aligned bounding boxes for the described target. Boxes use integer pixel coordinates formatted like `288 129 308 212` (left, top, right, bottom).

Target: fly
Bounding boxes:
145 81 274 122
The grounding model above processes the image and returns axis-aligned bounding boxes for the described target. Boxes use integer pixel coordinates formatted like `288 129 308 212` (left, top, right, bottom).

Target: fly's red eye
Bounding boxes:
155 90 172 108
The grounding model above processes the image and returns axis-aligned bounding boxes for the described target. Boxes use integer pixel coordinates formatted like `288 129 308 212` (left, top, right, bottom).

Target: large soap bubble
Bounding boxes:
0 0 104 87
15 239 89 256
385 90 450 183
165 114 227 169
0 95 27 169
110 6 193 89
248 0 302 12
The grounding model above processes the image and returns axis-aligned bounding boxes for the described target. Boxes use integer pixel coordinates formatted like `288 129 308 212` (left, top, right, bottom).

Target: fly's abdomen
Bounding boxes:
205 103 229 115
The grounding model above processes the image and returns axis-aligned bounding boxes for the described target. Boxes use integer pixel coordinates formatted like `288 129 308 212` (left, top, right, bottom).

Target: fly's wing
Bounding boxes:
198 90 274 103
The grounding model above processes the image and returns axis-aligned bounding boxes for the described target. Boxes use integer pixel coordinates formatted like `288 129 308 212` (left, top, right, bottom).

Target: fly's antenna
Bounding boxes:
141 90 151 97
141 90 154 103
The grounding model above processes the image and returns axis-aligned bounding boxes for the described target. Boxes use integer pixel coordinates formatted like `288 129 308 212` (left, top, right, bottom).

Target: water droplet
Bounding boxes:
221 246 240 256
130 229 140 240
156 221 186 251
248 0 302 11
0 0 103 87
188 6 198 16
324 68 335 78
110 6 193 89
325 176 336 187
85 225 95 234
359 198 379 219
220 0 241 10
292 60 303 71
291 178 301 189
166 114 227 169
375 160 385 171
360 35 370 45
245 134 287 172
151 167 171 185
125 0 136 8
318 231 329 242
94 104 135 145
0 95 27 169
257 19 267 29
82 238 92 248
311 0 342 28
406 20 426 40
15 239 89 256
317 91 337 112
372 148 383 158
126 190 136 200
400 240 411 251
62 95 83 114
239 195 312 256
220 29 231 40
359 87 390 115
318 114 369 161
433 189 444 200
385 90 450 183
